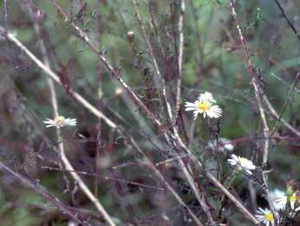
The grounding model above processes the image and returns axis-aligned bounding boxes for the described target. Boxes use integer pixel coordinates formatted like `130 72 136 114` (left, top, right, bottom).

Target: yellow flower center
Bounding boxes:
54 116 65 127
197 101 211 112
264 213 274 221
239 157 248 164
290 194 296 202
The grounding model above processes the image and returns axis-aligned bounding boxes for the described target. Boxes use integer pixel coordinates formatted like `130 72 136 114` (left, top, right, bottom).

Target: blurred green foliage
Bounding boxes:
0 0 300 225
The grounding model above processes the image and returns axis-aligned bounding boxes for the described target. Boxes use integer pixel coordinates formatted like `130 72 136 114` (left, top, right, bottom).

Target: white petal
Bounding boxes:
231 154 239 162
198 92 216 103
245 169 252 175
227 159 237 165
185 107 197 111
185 102 197 111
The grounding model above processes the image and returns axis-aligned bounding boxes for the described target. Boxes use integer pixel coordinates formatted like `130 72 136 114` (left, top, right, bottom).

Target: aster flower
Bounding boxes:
227 154 256 175
185 92 222 120
269 189 287 211
44 115 76 128
255 208 276 226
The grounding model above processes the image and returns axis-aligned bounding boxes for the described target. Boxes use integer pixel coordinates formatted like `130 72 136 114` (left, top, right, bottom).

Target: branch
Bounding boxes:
50 0 162 128
1 27 203 225
22 4 117 226
0 161 87 225
175 0 185 119
274 0 300 40
131 0 174 123
229 0 275 216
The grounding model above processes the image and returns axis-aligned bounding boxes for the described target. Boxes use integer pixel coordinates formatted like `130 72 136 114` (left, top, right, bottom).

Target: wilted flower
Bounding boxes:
255 208 276 226
115 87 123 96
185 92 222 120
44 115 76 128
207 138 234 153
269 189 287 211
127 31 135 42
227 154 256 175
289 191 300 210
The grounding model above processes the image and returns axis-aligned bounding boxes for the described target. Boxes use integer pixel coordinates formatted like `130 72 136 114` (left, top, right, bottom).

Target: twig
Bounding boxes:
0 161 87 225
270 72 300 94
59 141 117 226
3 4 262 221
229 0 275 217
119 127 204 226
23 4 117 225
4 30 116 129
131 0 174 123
50 0 162 128
42 166 165 191
129 3 258 221
172 135 260 225
175 0 185 120
2 27 203 226
274 0 300 40
130 2 214 223
264 95 300 138
3 0 8 33
269 71 300 137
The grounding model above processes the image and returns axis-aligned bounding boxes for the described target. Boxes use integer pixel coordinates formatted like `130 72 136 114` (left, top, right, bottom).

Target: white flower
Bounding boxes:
269 189 287 211
207 138 234 153
255 208 276 226
227 154 256 175
44 115 76 128
185 92 222 119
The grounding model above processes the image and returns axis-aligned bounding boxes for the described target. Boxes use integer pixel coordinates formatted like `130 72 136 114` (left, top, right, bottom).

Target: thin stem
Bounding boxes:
274 0 300 40
0 161 86 225
50 0 162 128
175 0 185 120
269 71 300 138
130 3 213 222
173 135 260 225
3 0 8 32
229 0 275 219
2 27 203 225
131 0 173 123
24 5 117 225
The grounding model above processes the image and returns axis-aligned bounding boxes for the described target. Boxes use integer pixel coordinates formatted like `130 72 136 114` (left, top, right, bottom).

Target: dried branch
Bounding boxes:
0 161 87 225
229 0 275 217
131 0 174 123
175 0 185 119
269 70 300 137
23 3 117 225
50 0 162 128
3 0 8 32
1 27 203 226
274 0 300 40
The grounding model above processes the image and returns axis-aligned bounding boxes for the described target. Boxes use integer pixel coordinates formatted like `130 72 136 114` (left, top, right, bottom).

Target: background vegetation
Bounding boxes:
0 0 300 225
